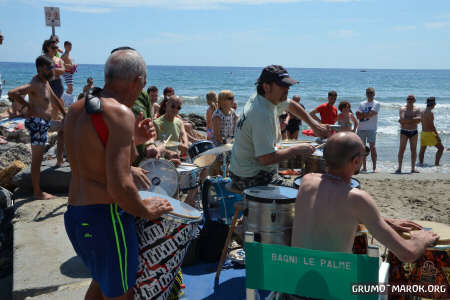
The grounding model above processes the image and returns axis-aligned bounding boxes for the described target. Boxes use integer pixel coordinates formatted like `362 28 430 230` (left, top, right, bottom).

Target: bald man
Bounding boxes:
292 132 438 263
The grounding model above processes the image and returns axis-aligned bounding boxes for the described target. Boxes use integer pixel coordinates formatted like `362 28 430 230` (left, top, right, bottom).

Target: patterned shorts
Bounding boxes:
25 117 51 146
230 170 294 191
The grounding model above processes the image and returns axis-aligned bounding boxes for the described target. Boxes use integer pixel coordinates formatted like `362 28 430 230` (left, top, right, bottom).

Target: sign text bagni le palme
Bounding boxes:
272 252 352 271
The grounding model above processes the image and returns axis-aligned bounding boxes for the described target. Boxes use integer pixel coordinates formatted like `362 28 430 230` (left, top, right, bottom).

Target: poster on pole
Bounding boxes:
44 7 61 27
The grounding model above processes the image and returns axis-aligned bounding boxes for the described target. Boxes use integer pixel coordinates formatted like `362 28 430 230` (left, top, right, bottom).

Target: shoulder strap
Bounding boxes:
85 87 109 146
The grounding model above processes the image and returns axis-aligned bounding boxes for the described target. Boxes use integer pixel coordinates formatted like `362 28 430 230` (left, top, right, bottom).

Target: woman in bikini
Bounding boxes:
337 101 358 132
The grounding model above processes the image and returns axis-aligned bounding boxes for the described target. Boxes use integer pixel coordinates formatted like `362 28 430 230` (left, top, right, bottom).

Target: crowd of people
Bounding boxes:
1 34 445 299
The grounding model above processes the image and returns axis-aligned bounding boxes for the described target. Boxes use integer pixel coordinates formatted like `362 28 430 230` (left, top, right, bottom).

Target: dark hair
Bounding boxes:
147 86 158 93
163 86 174 96
256 82 266 96
35 55 53 68
64 41 71 46
324 134 362 169
338 101 351 112
87 77 93 83
328 90 337 97
42 39 56 54
110 46 135 54
158 98 168 116
426 96 436 107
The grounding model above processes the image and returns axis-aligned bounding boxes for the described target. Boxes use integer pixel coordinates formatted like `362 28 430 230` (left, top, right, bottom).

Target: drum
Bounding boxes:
134 191 201 300
293 176 361 189
388 221 450 299
201 176 243 225
279 155 304 169
139 159 178 197
176 163 201 191
303 149 327 174
244 186 297 246
188 140 214 161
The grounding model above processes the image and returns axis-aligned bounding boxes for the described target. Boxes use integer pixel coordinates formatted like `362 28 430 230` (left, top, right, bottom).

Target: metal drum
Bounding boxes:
139 159 178 197
244 186 297 246
303 149 327 174
176 163 201 191
188 140 214 161
294 175 361 189
279 155 304 169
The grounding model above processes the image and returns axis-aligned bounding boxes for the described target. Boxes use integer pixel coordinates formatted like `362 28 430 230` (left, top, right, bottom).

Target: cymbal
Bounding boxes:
200 144 233 156
193 154 217 168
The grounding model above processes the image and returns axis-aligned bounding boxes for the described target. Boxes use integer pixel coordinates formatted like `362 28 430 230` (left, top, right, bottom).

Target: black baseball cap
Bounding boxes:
255 65 299 87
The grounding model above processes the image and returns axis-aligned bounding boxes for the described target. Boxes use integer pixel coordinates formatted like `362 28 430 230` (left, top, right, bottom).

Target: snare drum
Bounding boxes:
303 149 327 174
244 186 297 246
188 140 214 161
388 221 450 299
177 163 201 191
135 191 201 300
139 159 178 197
294 175 361 189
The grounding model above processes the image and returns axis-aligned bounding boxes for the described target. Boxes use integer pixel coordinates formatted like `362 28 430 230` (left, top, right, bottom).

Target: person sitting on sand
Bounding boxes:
337 101 358 132
419 97 444 166
205 90 218 140
396 94 421 173
8 56 66 200
290 132 438 299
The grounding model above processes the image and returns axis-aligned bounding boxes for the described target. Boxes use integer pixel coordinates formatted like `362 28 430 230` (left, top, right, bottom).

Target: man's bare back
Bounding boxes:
292 173 359 253
421 109 435 132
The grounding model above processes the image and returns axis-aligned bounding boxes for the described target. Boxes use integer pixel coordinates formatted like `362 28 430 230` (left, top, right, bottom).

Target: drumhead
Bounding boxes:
139 159 178 197
177 163 200 172
138 191 202 222
244 186 297 204
193 154 216 168
414 221 450 241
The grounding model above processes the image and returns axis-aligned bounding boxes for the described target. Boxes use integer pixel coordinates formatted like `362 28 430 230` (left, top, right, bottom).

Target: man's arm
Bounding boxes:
350 189 438 262
105 106 172 219
288 100 330 138
309 108 321 123
212 116 222 143
49 86 66 117
257 144 314 166
7 84 32 110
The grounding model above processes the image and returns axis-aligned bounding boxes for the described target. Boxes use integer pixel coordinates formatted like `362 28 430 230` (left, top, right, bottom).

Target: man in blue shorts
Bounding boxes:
63 48 173 299
8 55 66 199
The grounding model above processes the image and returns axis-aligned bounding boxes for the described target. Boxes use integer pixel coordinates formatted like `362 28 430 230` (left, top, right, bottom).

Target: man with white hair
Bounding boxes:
64 48 173 300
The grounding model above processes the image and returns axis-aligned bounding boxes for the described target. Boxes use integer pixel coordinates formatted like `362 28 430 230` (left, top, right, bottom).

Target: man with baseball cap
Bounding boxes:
229 65 330 190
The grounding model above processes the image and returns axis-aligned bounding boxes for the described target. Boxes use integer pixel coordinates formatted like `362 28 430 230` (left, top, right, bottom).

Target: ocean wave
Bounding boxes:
377 101 450 110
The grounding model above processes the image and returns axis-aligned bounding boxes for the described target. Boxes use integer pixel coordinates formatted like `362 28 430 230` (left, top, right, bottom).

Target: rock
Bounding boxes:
0 142 31 169
0 187 13 209
12 159 71 193
0 160 26 190
187 113 206 128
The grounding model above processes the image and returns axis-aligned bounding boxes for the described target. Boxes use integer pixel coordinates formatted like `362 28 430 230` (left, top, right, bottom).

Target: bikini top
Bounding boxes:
85 87 109 146
338 119 352 128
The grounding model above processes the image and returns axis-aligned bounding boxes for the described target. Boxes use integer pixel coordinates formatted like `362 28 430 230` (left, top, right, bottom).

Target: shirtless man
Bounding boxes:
148 85 160 117
8 56 66 200
396 95 421 173
419 97 444 166
292 132 438 262
61 41 77 96
64 49 172 300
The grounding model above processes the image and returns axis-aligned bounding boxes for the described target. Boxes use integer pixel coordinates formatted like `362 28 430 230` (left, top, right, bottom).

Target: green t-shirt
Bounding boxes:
229 93 289 177
132 90 153 166
154 115 183 150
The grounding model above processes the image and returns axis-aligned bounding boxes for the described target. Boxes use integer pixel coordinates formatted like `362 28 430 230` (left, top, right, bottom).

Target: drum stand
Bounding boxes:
215 199 245 281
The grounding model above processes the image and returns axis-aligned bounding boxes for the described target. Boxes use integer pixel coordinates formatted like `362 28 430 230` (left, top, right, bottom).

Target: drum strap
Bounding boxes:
85 87 109 146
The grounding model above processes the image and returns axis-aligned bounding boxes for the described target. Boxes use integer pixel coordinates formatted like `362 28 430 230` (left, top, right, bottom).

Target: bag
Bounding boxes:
198 219 228 262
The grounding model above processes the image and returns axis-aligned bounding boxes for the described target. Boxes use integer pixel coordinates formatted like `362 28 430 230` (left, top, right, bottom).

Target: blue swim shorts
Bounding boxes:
64 203 138 298
24 117 51 146
357 129 377 145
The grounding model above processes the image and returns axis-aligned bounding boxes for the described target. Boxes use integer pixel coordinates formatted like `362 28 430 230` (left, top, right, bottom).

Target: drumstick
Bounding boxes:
163 134 172 145
314 143 326 150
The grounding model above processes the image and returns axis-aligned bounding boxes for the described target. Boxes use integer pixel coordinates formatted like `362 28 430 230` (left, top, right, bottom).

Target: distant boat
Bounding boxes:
360 70 367 72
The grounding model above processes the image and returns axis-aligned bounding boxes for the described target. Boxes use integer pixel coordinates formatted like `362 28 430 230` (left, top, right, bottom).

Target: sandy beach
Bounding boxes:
355 172 450 226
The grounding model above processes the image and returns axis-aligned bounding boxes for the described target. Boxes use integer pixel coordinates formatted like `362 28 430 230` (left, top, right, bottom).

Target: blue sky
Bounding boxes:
1 0 450 69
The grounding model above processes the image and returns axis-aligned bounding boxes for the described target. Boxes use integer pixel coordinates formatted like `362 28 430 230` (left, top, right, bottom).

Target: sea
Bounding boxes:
0 62 449 173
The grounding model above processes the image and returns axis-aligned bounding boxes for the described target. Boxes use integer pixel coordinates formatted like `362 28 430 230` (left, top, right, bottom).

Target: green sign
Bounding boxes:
245 242 378 300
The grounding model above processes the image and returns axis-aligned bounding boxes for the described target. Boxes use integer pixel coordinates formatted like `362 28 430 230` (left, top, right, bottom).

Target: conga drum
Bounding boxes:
388 221 450 299
303 149 327 174
134 191 201 300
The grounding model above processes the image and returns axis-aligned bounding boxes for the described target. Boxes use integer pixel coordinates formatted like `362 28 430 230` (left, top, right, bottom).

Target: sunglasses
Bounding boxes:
51 46 58 50
226 96 234 101
407 97 415 101
171 104 182 110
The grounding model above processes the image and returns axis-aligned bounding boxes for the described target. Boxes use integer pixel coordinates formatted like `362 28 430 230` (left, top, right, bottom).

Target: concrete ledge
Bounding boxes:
13 196 90 300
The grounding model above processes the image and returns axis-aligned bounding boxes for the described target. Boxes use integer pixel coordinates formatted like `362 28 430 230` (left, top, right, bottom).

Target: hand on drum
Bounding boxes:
312 123 332 139
131 166 151 190
410 230 440 247
385 217 423 233
145 144 160 159
134 112 156 145
291 143 315 156
142 196 173 220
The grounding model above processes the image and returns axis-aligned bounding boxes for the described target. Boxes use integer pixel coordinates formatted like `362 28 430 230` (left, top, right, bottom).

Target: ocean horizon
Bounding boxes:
1 62 449 173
